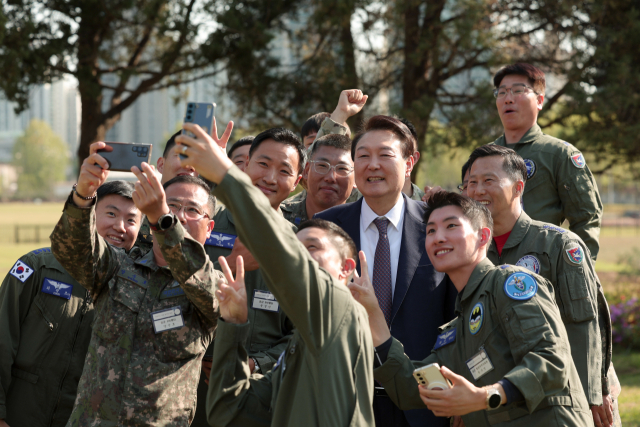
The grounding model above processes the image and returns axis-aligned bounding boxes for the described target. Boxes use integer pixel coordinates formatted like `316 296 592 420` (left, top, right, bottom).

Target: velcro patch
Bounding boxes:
10 260 35 283
434 328 456 350
117 269 148 288
31 247 51 255
504 272 538 301
516 255 541 274
160 280 186 299
565 245 584 265
523 159 536 179
42 278 73 300
542 224 566 234
570 152 586 168
206 232 236 249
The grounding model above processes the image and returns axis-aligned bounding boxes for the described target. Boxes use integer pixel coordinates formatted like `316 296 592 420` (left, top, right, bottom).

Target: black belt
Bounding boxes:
374 386 388 397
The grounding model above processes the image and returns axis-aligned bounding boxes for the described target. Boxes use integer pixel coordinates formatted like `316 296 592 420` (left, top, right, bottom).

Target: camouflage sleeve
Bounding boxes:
206 319 273 427
0 253 41 419
556 151 603 260
50 193 122 296
307 117 348 153
155 219 221 330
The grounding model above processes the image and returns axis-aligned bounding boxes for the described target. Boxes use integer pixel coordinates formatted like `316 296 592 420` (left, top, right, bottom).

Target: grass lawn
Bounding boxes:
614 347 640 426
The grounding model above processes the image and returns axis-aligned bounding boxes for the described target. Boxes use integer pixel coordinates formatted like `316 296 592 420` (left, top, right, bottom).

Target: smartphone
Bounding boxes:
97 142 153 172
413 363 451 390
181 102 216 159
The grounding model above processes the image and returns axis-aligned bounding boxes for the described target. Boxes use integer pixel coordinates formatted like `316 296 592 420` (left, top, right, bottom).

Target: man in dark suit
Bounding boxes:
315 115 457 427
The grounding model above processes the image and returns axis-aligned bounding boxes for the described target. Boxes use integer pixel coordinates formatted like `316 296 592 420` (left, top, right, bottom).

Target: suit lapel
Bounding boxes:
391 196 426 322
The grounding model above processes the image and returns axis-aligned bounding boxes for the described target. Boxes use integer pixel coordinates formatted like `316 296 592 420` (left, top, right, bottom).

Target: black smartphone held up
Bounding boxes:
181 102 216 159
97 142 153 172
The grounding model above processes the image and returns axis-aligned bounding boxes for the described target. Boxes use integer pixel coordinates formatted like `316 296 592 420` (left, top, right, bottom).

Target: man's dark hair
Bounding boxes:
228 136 254 159
309 134 352 159
395 116 418 152
493 63 546 95
298 218 357 261
97 180 135 200
249 128 307 175
351 115 416 160
461 158 472 182
467 145 527 184
301 112 331 139
163 175 216 217
424 191 493 236
163 131 183 158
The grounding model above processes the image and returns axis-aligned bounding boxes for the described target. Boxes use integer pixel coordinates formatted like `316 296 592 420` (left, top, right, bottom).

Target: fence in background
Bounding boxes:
0 225 56 244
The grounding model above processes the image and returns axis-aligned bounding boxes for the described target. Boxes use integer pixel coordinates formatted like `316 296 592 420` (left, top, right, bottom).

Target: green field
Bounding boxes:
1 201 640 423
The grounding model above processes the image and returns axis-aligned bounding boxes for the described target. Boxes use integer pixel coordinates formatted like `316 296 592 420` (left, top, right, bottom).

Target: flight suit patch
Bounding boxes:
570 152 586 168
206 232 236 249
499 265 510 270
542 224 566 234
10 260 34 283
469 303 484 335
31 247 51 255
523 159 536 179
565 246 584 265
434 328 456 350
504 272 538 301
42 278 73 300
516 255 540 274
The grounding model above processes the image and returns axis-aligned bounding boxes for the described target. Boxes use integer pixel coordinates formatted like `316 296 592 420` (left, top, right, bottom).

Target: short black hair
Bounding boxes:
493 63 546 95
351 115 415 160
229 136 254 159
97 180 135 200
249 128 307 175
467 145 527 184
298 218 357 261
395 117 418 152
163 175 216 217
301 112 331 139
461 158 471 182
424 191 493 236
309 134 352 159
163 131 183 158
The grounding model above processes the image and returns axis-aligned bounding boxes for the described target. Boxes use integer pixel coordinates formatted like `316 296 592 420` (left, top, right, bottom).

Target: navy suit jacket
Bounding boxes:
315 194 457 427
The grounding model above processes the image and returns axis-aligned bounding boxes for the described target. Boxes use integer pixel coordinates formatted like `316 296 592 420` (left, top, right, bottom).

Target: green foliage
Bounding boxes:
619 248 640 277
12 120 68 199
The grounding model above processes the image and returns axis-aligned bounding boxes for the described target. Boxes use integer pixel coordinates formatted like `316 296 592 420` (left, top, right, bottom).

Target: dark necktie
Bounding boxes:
372 217 392 326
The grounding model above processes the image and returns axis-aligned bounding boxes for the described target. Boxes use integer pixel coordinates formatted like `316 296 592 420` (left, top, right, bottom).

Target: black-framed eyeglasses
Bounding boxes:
167 202 210 220
493 83 538 99
309 160 353 177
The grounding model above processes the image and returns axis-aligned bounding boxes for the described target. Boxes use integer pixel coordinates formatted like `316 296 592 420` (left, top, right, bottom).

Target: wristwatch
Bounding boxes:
486 387 502 410
250 357 261 374
149 213 176 232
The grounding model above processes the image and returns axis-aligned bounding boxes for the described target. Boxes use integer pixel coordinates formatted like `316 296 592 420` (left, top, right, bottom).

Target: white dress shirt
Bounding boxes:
360 196 405 298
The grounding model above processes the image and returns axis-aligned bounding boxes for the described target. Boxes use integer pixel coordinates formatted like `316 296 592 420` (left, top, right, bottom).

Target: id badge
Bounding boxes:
151 306 185 333
252 290 279 312
466 348 494 381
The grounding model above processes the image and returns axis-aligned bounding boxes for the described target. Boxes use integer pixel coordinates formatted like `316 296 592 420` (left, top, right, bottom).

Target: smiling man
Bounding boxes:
0 181 141 427
281 134 355 225
357 191 594 427
490 63 602 259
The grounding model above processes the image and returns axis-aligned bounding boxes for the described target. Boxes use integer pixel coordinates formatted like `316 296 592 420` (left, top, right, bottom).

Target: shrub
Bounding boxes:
610 297 640 348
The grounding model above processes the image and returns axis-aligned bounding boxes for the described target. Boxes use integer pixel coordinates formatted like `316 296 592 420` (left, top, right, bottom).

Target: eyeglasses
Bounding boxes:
309 160 353 177
457 183 468 193
493 83 538 99
167 202 210 220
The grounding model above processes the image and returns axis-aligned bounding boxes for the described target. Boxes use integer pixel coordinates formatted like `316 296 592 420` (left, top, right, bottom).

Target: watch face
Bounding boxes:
489 392 502 409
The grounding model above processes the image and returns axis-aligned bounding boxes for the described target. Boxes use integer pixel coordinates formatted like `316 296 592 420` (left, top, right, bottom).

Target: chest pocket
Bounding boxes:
94 271 147 343
557 268 596 323
502 301 555 361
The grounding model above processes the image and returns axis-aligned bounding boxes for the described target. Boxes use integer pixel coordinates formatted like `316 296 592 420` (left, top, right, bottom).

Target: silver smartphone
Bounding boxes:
181 102 216 159
413 363 451 390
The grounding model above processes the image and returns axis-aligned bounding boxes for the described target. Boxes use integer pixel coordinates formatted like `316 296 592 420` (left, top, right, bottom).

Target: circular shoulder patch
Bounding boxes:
504 272 538 301
523 159 536 179
570 152 586 168
564 245 584 265
516 255 540 274
469 302 484 335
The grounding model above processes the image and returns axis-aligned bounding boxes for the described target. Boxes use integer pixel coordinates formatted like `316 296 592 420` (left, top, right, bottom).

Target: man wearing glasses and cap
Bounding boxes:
490 63 603 260
281 134 356 225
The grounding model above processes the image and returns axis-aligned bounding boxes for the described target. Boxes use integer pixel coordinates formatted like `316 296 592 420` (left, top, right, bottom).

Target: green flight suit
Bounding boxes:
206 166 375 427
50 193 223 427
492 125 603 259
191 205 295 427
487 211 612 407
375 259 594 426
0 248 94 427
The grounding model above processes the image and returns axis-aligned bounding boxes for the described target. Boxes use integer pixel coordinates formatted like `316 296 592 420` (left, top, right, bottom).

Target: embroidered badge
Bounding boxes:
523 159 536 179
42 278 73 300
117 269 148 288
10 260 34 283
469 303 484 335
499 264 510 270
206 232 236 249
434 328 457 350
516 255 541 274
31 247 51 255
570 152 586 168
542 224 567 234
565 245 584 265
504 272 538 301
160 280 186 298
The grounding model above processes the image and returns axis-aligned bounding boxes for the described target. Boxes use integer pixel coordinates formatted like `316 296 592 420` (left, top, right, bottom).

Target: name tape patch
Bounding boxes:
434 328 456 350
151 306 185 333
504 272 538 301
252 290 279 312
466 348 494 381
118 269 148 288
42 278 73 300
206 232 236 249
10 260 34 283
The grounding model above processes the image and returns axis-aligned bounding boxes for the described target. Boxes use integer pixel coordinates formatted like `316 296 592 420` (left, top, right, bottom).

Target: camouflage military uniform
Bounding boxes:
492 125 603 259
280 190 309 225
375 259 594 426
51 193 222 427
0 248 94 427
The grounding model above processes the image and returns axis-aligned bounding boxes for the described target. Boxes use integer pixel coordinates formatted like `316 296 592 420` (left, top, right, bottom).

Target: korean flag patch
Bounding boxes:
570 152 586 168
10 260 35 283
565 245 584 265
523 159 536 179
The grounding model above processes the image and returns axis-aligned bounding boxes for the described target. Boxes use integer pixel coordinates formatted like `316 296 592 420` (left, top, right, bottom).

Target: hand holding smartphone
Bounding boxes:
181 102 216 159
97 142 153 172
413 363 452 390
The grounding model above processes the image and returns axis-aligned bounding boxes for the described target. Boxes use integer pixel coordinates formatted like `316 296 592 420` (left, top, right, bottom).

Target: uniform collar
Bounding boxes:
495 124 543 146
133 248 162 272
502 211 532 250
458 258 495 305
